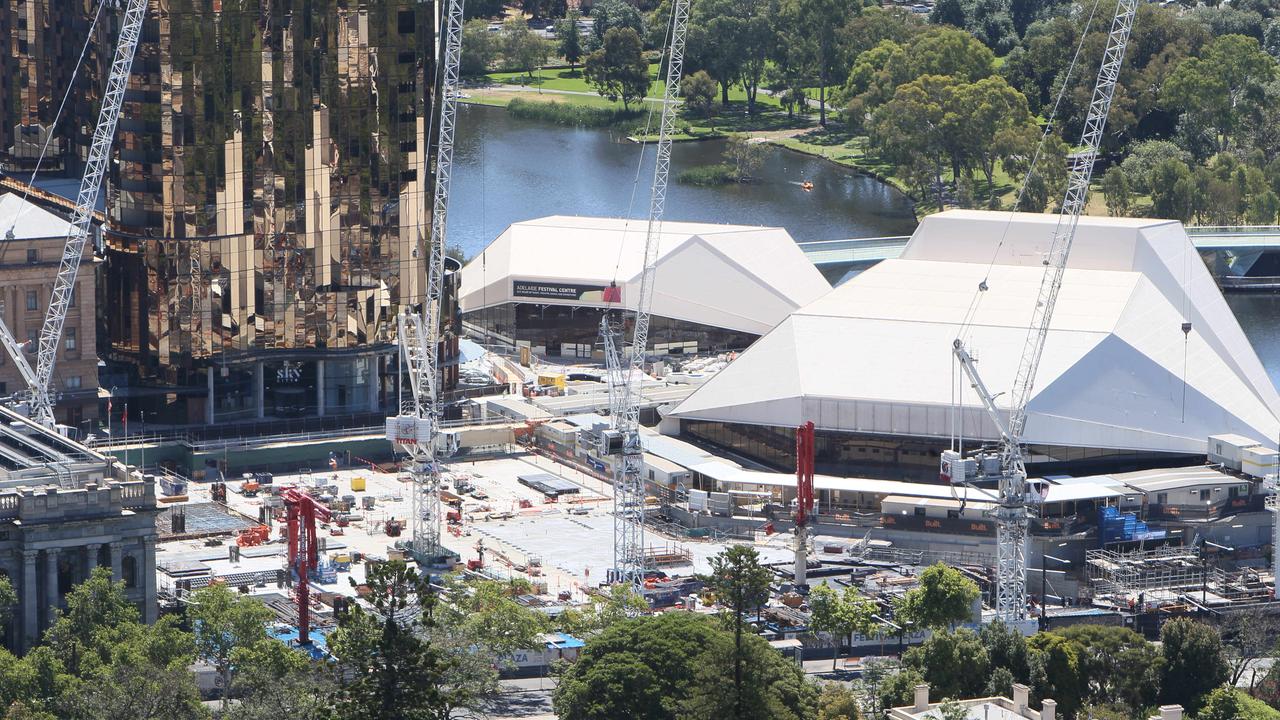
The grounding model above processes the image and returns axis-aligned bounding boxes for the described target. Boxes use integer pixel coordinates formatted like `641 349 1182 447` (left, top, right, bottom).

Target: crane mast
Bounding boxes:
388 0 465 563
0 0 147 428
600 0 691 583
947 0 1137 623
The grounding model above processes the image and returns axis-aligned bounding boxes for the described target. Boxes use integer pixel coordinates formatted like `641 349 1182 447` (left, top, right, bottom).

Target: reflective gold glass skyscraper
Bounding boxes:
1 1 97 174
97 0 437 424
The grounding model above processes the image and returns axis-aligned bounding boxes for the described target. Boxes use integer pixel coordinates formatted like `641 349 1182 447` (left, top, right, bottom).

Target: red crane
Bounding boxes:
794 421 815 586
283 488 331 644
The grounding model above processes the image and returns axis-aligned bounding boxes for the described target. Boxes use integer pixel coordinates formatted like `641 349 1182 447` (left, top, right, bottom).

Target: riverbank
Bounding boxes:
448 103 917 256
466 68 1115 217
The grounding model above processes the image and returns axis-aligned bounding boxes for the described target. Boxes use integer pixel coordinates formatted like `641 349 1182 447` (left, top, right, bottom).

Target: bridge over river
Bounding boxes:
799 226 1280 289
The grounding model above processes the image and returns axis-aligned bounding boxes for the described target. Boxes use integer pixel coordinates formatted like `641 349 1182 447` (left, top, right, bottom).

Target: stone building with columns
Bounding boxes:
0 404 157 651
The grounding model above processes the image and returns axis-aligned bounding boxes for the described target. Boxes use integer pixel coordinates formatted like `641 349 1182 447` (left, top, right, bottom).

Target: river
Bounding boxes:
447 103 918 258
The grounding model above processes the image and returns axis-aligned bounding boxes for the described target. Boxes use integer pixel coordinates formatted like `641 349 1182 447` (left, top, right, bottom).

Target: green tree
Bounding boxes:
1160 618 1229 713
1102 165 1132 216
1118 141 1193 195
681 70 718 121
329 560 448 720
443 577 550 660
590 0 645 48
33 568 206 720
979 621 1031 684
931 0 966 28
1249 188 1280 224
779 0 857 125
1054 625 1161 714
870 75 956 207
808 585 848 671
557 12 585 71
1149 158 1196 222
682 629 818 720
502 19 553 80
880 667 928 710
707 545 773 720
895 563 979 630
953 75 1037 201
687 0 750 106
816 683 860 720
226 641 334 720
553 612 726 720
1266 18 1280 60
0 578 14 632
64 663 208 720
558 583 649 638
904 629 990 700
584 28 651 110
1027 632 1086 719
1198 687 1243 720
808 585 877 670
187 584 273 711
906 26 995 85
1164 34 1277 153
461 20 500 76
930 699 970 720
725 137 767 181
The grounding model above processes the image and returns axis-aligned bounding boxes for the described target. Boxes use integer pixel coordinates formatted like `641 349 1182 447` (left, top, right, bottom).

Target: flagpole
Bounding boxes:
123 402 129 470
106 391 112 468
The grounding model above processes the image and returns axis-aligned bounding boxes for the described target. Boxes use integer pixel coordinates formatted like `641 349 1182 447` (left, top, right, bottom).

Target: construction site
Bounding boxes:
4 0 1280 708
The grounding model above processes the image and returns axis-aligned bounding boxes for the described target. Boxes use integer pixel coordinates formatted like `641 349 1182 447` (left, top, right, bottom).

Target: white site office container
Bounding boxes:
1208 434 1260 470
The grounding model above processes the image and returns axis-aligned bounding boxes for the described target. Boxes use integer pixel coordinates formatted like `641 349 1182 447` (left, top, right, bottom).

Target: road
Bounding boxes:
488 680 557 720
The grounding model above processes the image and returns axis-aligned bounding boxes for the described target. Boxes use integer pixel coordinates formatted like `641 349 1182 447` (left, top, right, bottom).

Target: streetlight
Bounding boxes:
1037 542 1072 630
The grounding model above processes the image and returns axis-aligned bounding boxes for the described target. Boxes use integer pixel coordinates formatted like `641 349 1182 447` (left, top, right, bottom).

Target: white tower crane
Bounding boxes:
0 0 148 429
387 0 465 563
599 0 691 583
943 0 1138 623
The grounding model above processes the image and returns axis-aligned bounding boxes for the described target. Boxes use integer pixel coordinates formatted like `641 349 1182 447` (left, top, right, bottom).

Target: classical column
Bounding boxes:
109 543 122 582
44 548 59 621
141 537 157 624
84 543 101 581
20 551 37 653
316 360 326 417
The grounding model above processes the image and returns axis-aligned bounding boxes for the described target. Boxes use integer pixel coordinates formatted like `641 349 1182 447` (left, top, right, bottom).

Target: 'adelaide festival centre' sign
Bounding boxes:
512 280 613 303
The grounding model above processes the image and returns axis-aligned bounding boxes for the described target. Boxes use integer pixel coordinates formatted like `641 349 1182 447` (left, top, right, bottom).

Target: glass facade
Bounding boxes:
466 304 759 355
95 0 436 419
682 420 1198 481
0 1 100 173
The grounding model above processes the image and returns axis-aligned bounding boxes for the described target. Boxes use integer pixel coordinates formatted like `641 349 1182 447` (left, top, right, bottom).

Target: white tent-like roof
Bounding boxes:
459 216 831 336
671 210 1280 455
0 193 73 240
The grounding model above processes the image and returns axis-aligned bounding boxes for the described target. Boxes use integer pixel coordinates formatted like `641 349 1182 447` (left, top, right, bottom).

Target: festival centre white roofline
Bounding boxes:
458 215 832 336
670 209 1280 455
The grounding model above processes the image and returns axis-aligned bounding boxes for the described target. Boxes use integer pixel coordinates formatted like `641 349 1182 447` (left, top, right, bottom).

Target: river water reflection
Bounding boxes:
448 104 918 258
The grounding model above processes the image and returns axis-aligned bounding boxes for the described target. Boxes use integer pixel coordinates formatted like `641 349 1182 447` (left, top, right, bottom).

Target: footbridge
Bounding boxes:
798 226 1280 288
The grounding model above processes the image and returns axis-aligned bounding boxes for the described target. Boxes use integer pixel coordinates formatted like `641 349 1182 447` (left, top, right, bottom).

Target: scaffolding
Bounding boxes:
1086 546 1274 609
1086 547 1204 596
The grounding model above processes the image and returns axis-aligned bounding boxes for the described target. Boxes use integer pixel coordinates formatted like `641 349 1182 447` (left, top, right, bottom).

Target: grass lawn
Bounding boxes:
481 62 783 108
